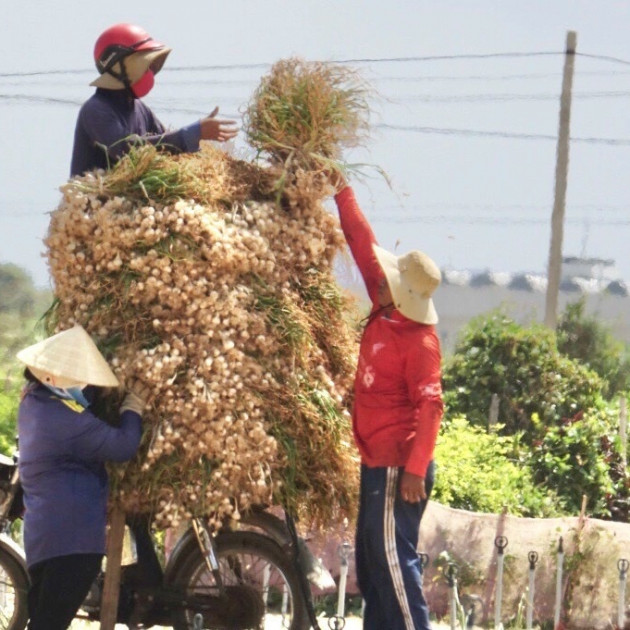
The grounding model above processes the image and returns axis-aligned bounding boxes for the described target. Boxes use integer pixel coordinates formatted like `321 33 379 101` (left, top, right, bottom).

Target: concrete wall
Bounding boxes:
433 284 629 353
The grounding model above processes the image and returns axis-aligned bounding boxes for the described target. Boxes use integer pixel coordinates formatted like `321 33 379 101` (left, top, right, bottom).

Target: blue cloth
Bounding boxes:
18 383 142 567
70 88 201 176
355 463 435 630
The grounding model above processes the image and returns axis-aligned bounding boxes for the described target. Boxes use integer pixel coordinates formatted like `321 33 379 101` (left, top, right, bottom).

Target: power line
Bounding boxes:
373 69 630 82
336 51 564 64
0 50 579 79
577 52 630 67
7 68 630 89
0 94 81 106
7 89 630 107
370 215 630 226
378 124 630 145
396 91 630 103
2 92 629 146
2 48 630 82
370 202 630 213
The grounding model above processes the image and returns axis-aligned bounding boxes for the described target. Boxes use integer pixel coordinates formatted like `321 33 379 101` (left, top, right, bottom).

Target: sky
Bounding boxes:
2 1 630 289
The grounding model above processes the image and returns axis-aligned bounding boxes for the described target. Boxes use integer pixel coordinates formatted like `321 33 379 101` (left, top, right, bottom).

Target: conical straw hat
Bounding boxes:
373 244 441 325
16 325 119 388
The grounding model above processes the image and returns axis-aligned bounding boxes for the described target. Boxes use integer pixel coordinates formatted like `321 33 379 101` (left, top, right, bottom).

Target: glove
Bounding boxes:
120 379 152 415
327 169 348 194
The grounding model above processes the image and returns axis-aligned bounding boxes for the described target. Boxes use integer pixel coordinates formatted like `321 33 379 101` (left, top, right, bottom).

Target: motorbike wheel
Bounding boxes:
169 530 310 630
0 547 29 630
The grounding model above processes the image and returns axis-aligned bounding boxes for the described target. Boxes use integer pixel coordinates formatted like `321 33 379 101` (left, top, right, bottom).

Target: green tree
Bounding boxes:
0 378 20 456
442 310 604 436
557 298 630 398
0 264 50 369
0 263 44 316
0 264 51 453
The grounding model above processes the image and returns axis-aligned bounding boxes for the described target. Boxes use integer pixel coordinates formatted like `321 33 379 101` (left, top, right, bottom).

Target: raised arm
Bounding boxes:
334 186 386 306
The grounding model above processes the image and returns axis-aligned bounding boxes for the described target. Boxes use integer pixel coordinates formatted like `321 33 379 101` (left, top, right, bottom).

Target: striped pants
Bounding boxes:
356 462 435 630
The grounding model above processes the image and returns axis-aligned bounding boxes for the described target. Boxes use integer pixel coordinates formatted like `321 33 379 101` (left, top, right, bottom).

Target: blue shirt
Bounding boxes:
70 88 201 177
17 384 142 567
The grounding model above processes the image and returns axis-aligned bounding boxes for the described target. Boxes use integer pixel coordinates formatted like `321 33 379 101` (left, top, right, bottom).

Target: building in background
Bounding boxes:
337 254 629 353
434 256 629 352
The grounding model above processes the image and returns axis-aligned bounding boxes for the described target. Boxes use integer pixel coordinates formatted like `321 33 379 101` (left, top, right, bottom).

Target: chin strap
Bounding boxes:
361 301 395 326
97 38 152 89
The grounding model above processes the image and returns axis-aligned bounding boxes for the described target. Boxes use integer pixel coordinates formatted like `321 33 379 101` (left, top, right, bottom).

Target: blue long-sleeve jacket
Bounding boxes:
17 383 142 567
70 88 201 177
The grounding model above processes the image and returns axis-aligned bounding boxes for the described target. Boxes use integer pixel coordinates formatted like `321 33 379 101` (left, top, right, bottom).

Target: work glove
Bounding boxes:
120 378 152 415
326 168 347 194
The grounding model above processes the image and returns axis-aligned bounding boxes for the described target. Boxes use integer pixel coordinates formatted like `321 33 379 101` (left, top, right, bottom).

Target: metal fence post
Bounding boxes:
618 558 629 630
494 535 508 629
554 537 564 628
446 562 459 630
418 552 429 586
329 541 352 630
526 551 539 629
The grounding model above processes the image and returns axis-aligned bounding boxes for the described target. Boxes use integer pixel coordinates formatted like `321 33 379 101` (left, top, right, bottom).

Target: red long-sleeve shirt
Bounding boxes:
335 186 443 477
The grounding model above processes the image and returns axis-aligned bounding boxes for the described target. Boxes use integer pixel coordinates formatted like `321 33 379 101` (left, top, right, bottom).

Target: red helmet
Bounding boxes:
91 23 170 91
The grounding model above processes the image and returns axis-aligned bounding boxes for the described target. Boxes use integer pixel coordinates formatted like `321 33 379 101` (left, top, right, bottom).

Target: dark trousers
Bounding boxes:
27 553 103 630
356 462 435 630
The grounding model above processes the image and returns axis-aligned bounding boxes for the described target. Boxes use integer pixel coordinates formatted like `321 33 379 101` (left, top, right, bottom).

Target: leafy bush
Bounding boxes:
557 298 630 398
529 401 627 519
442 311 604 437
0 378 20 456
433 416 560 517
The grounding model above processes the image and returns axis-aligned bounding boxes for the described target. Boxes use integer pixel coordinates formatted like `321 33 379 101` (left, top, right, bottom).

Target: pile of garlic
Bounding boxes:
45 145 359 529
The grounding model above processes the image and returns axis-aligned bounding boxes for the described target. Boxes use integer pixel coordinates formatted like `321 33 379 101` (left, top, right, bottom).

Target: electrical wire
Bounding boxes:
394 91 630 103
369 215 630 226
3 48 628 79
377 124 630 146
3 92 630 146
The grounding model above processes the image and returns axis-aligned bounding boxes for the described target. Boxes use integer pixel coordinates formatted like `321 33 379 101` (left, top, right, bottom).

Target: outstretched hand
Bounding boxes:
200 106 238 143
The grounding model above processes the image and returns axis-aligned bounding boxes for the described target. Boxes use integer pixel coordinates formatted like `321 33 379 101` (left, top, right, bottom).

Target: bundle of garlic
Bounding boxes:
44 141 360 530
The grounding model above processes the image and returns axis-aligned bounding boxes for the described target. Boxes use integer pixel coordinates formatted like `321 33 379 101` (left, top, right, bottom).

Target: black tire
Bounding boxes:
0 546 29 630
168 530 310 630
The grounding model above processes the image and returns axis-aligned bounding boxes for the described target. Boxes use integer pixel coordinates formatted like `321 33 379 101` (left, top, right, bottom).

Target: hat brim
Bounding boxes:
373 244 439 325
90 47 171 88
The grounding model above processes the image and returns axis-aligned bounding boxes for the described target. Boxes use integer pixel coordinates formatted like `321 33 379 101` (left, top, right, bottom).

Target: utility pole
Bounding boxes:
544 30 577 329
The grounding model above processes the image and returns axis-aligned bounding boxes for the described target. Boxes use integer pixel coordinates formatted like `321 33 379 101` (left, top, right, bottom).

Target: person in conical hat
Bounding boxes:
331 176 443 630
16 324 150 630
70 22 238 177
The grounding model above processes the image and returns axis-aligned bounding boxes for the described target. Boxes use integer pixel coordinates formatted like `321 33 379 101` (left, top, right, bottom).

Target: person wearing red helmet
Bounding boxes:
70 23 238 177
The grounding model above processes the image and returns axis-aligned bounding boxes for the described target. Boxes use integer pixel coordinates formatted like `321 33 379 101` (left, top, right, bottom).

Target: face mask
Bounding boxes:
44 384 90 409
131 70 155 98
66 386 91 408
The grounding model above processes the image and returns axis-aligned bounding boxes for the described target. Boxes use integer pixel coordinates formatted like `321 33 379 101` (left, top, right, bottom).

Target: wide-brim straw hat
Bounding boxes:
90 48 171 89
16 324 119 388
373 244 441 325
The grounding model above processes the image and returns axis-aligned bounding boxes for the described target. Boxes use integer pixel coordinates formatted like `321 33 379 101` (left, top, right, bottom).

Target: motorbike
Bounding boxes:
0 451 334 630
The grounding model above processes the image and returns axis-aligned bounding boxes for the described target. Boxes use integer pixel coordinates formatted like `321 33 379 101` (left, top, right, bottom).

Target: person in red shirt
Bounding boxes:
333 181 443 630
